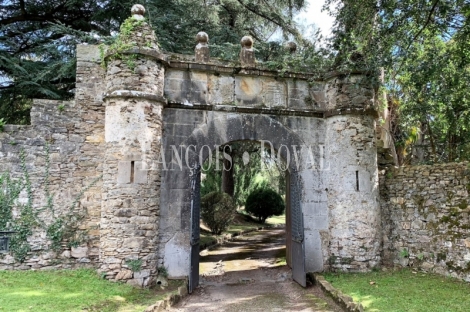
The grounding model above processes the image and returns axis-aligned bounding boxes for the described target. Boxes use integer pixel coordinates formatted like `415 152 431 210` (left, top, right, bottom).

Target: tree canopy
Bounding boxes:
327 0 470 163
0 0 312 124
2 0 470 163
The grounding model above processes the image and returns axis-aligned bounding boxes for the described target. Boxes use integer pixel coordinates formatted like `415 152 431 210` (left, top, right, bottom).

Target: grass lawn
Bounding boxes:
324 269 470 312
265 214 285 225
0 269 183 312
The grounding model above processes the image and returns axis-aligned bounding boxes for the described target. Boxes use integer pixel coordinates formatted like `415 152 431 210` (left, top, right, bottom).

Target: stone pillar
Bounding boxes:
100 4 165 287
324 74 381 271
240 36 255 67
195 32 210 62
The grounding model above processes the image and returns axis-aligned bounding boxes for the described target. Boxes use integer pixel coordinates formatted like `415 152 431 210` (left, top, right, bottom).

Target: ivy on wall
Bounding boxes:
0 144 102 261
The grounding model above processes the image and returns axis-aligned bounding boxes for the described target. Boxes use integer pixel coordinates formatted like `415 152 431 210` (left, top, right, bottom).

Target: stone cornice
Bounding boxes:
166 102 378 118
104 90 167 104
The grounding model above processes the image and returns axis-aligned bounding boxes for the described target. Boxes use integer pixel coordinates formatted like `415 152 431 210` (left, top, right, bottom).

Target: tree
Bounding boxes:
325 0 470 163
245 188 285 223
0 0 137 123
201 191 236 234
1 0 313 124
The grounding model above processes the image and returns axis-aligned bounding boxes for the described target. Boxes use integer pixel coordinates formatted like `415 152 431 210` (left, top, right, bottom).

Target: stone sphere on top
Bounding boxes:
196 32 209 44
131 4 146 18
241 36 253 49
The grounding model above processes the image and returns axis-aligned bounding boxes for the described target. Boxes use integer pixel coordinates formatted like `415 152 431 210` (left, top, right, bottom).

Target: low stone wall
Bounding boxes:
380 162 470 280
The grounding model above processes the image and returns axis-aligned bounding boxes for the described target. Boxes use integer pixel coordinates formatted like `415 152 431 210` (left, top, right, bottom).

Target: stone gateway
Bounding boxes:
1 5 386 288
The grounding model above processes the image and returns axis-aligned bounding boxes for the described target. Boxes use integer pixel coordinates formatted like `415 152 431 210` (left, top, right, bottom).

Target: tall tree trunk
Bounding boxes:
221 147 235 197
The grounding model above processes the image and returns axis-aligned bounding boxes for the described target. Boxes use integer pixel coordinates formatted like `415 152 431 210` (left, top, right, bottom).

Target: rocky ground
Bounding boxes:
168 228 343 312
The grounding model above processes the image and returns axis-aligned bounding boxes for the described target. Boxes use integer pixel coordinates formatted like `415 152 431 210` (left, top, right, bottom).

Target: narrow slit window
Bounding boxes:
130 161 135 183
356 170 359 191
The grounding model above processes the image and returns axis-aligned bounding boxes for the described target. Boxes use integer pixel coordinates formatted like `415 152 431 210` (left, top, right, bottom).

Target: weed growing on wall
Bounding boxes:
0 118 5 132
7 149 39 261
0 174 22 229
99 16 148 69
0 144 102 261
126 259 142 272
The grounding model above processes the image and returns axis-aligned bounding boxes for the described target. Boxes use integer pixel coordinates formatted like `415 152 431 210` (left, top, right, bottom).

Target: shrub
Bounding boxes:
201 191 236 235
245 188 285 223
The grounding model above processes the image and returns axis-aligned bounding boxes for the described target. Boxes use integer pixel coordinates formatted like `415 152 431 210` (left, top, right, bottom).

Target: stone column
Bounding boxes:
324 74 381 271
100 4 165 287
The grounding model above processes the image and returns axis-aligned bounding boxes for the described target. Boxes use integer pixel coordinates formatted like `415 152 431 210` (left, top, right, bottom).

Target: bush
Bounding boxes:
201 191 236 235
245 188 285 223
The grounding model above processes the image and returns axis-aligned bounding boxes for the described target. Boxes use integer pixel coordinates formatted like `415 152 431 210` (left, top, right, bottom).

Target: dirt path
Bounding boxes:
168 228 343 312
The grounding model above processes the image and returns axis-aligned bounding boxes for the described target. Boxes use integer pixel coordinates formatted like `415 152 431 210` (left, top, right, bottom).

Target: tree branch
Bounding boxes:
392 0 440 79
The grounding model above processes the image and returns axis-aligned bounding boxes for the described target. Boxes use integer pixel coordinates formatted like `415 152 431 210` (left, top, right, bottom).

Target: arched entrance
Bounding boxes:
158 110 325 292
189 140 305 292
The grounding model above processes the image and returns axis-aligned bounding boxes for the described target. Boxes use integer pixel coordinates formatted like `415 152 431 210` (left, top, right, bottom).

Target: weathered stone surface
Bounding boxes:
127 278 144 287
71 246 88 258
240 36 255 67
195 32 210 62
0 4 391 285
381 162 470 281
115 269 133 280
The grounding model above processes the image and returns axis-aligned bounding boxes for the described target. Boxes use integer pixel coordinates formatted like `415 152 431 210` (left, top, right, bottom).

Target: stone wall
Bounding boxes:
381 162 470 280
0 5 382 283
0 44 105 270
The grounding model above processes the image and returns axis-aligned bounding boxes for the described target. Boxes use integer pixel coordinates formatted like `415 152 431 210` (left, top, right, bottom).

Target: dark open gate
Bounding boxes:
290 168 306 287
189 165 201 293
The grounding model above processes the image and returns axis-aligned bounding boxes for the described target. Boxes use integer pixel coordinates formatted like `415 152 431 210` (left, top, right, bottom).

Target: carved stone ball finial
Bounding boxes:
240 36 255 67
241 36 254 49
196 32 209 45
131 4 146 20
285 41 297 53
195 31 210 62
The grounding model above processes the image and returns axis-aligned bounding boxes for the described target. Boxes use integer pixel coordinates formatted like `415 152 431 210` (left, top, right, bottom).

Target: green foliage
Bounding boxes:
201 157 222 197
201 141 286 209
126 259 143 272
326 0 470 163
158 266 169 278
201 191 236 235
400 248 409 259
2 0 318 124
0 173 22 229
0 145 101 260
0 0 139 124
245 188 285 223
57 104 65 112
102 17 147 68
0 118 5 132
8 150 38 262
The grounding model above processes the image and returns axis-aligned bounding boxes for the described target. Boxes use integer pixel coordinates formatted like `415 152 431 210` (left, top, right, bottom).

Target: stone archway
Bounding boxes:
158 111 324 290
97 6 381 287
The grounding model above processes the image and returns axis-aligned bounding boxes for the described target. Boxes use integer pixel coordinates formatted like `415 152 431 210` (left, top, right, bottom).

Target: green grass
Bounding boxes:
266 214 286 225
324 269 470 312
0 269 182 312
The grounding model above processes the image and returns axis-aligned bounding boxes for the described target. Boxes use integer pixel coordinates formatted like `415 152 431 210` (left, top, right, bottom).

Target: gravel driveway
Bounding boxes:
169 228 343 312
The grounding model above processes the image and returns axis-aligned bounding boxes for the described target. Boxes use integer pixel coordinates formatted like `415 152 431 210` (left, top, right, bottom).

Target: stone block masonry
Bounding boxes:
381 162 470 281
0 38 105 272
0 4 386 287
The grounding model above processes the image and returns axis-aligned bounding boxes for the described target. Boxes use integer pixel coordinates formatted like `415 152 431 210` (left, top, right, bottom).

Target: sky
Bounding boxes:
294 0 335 40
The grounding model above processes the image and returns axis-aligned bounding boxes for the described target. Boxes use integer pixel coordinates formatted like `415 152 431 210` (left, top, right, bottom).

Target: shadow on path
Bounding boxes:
169 228 344 312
